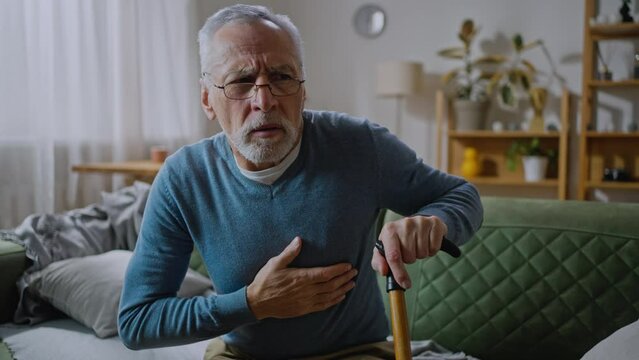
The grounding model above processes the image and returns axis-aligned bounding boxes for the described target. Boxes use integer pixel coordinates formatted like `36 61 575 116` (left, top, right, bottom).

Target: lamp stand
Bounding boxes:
394 96 404 137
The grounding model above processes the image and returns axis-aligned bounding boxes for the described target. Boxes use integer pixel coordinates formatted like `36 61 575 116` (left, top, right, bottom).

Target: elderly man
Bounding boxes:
118 4 482 359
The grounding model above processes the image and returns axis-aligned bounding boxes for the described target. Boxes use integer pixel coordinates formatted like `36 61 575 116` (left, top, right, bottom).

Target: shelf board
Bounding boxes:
590 23 639 39
586 181 639 190
588 79 639 88
449 130 561 139
466 177 559 187
71 160 162 175
584 131 639 138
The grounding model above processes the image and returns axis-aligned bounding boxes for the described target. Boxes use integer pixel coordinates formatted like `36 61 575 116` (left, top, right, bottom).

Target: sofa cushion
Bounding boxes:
0 236 29 324
379 197 639 360
0 318 209 360
189 247 211 278
0 340 12 360
26 250 213 338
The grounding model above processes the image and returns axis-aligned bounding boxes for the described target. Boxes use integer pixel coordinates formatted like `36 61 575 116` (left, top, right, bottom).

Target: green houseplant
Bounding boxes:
488 34 566 131
438 19 503 130
506 137 556 181
488 34 541 111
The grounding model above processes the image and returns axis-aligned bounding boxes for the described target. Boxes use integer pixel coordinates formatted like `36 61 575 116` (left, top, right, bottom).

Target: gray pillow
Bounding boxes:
26 250 213 338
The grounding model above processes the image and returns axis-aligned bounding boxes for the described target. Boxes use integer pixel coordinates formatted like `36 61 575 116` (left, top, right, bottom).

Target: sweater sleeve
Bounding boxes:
117 165 256 350
369 122 483 245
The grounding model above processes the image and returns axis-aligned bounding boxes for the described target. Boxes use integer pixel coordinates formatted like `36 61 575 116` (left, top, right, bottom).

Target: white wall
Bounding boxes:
279 0 586 163
195 0 638 200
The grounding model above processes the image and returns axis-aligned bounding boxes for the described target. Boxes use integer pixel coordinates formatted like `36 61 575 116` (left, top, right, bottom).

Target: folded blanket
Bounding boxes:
411 340 480 360
0 182 150 324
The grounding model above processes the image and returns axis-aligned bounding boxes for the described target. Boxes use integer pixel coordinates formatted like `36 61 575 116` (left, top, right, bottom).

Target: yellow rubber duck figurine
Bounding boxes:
460 147 481 178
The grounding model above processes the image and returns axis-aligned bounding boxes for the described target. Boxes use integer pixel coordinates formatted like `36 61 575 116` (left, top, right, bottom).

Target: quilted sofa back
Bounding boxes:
378 197 639 360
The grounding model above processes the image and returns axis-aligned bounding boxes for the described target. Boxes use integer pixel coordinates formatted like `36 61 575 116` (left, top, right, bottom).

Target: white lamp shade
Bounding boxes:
376 61 423 97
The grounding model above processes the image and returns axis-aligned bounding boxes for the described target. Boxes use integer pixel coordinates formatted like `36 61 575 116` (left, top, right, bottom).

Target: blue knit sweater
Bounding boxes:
118 110 483 358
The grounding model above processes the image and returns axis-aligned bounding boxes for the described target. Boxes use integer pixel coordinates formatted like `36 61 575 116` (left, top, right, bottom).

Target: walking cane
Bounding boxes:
375 238 461 360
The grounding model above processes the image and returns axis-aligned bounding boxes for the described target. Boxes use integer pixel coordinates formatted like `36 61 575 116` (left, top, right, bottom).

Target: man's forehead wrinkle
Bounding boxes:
226 67 256 79
215 48 298 76
269 64 295 73
208 23 301 81
223 65 297 83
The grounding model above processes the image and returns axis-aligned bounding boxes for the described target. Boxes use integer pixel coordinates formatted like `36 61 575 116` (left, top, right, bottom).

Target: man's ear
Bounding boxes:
200 82 217 121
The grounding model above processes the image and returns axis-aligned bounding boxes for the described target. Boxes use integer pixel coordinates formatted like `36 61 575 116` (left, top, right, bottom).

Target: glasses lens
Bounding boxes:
223 80 302 99
225 83 255 100
270 79 301 96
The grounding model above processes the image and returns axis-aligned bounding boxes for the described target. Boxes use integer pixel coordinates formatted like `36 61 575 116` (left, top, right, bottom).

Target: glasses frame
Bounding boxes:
202 72 305 100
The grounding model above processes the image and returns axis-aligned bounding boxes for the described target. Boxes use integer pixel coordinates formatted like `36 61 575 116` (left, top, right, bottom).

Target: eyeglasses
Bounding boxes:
203 73 305 100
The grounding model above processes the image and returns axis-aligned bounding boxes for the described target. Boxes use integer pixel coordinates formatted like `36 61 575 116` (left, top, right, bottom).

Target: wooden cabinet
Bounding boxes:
436 89 570 200
578 0 639 200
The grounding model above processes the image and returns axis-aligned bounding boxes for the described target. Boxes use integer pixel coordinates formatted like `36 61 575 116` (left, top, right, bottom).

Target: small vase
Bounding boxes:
460 147 481 178
528 87 547 132
529 110 545 132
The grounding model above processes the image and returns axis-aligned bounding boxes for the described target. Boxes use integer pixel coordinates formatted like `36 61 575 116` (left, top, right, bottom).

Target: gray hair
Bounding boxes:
198 4 305 78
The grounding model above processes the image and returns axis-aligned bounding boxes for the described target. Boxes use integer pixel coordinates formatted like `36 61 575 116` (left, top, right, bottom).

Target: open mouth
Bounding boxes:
250 124 283 137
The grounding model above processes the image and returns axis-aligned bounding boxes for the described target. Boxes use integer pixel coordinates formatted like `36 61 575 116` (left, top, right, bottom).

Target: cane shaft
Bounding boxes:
374 238 461 360
389 290 411 360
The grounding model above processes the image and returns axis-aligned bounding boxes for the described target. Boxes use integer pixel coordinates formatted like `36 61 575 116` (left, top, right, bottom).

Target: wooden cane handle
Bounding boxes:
389 290 412 360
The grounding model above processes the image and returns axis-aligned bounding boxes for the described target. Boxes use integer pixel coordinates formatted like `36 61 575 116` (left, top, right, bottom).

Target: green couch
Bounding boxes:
2 197 638 359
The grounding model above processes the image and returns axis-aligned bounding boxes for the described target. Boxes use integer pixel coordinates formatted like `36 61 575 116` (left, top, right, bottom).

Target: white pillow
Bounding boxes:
581 318 639 360
27 250 213 338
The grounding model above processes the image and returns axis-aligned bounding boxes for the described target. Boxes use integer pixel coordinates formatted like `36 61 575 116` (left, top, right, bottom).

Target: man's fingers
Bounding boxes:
271 236 302 268
416 235 430 258
313 294 347 312
379 229 411 289
386 246 411 289
371 249 388 276
429 226 445 255
313 280 356 311
249 236 357 319
314 268 358 293
401 229 417 264
316 279 356 299
303 262 353 283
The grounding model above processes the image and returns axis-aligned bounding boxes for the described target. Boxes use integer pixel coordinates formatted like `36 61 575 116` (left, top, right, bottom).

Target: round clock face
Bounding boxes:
353 4 386 39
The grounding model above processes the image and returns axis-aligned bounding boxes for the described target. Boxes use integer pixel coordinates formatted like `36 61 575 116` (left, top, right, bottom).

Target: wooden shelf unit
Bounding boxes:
436 89 570 200
588 79 639 87
585 132 639 138
578 0 639 200
449 131 561 139
589 22 639 39
586 181 639 190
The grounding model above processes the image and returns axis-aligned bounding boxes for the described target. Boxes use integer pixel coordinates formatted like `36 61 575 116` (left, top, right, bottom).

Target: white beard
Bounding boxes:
229 113 300 165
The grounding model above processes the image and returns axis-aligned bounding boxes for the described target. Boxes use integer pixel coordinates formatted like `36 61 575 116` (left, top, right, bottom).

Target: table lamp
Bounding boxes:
376 61 423 136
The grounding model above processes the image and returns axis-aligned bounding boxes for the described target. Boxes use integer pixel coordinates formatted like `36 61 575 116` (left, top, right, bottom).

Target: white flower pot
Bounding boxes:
522 156 549 182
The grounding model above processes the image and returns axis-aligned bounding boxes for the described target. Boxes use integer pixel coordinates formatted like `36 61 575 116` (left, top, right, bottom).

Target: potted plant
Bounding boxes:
488 34 540 112
506 137 556 182
438 19 503 130
487 34 566 130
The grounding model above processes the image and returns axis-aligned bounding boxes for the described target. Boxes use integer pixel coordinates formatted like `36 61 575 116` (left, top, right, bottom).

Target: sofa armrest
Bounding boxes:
0 239 28 323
